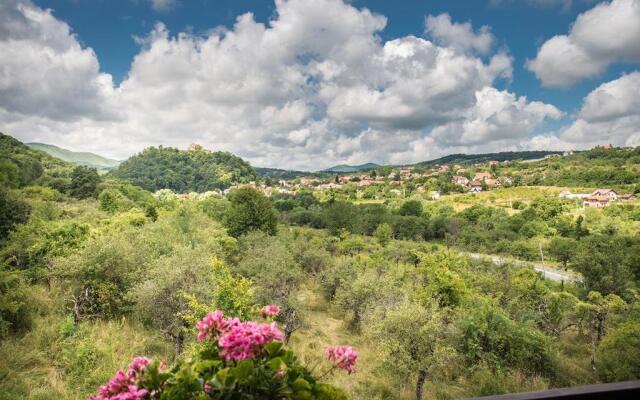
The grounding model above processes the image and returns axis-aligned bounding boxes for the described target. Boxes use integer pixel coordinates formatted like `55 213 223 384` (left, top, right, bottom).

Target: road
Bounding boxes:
465 252 580 283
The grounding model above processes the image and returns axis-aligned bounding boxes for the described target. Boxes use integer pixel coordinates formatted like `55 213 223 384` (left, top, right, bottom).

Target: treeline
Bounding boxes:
276 193 640 299
111 145 256 192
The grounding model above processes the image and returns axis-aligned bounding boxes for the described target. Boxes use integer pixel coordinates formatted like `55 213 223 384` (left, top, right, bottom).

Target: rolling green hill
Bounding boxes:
111 146 256 192
27 142 120 170
411 150 562 167
0 133 74 187
321 163 380 173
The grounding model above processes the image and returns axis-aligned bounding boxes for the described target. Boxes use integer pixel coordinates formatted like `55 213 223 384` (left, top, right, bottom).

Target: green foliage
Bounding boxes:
183 257 256 324
0 189 31 243
224 187 278 237
398 199 423 217
456 302 555 376
572 235 636 297
112 145 256 192
0 267 34 338
70 166 101 199
131 246 216 351
374 223 393 247
597 322 640 382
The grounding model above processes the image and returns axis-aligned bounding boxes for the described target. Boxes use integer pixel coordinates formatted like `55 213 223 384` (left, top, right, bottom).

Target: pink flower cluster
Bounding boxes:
196 310 284 362
196 310 240 341
325 346 358 374
261 304 281 318
88 357 150 400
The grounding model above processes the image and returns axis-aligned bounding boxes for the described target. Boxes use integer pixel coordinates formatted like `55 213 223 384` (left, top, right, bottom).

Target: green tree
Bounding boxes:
372 302 452 400
598 321 640 382
0 190 30 243
70 166 100 199
374 223 393 247
572 235 634 296
398 200 423 217
548 237 577 271
131 247 214 356
224 187 277 237
334 268 378 330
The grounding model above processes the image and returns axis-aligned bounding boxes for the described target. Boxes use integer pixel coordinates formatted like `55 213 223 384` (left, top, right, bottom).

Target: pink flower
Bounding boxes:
261 305 281 318
88 357 151 400
325 346 357 374
196 310 239 341
218 321 284 362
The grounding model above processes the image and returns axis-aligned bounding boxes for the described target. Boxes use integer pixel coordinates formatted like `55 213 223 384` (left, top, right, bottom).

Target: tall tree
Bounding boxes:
70 166 100 199
224 187 278 237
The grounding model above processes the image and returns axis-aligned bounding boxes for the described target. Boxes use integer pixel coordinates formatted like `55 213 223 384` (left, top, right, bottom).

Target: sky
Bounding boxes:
1 0 639 170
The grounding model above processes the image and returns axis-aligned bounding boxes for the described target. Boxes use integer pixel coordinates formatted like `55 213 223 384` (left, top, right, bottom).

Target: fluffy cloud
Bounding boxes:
0 0 118 121
527 0 640 87
1 0 562 170
425 13 494 55
560 71 640 146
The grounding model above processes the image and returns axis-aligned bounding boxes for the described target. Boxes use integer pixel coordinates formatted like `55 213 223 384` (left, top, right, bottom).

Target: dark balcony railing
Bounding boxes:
470 380 640 400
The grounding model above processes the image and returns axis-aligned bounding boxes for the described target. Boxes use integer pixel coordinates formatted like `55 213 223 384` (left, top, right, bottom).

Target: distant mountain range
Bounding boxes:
26 142 120 170
321 163 380 173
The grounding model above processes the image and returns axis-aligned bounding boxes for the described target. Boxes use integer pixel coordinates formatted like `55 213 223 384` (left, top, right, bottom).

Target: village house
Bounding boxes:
452 175 469 186
488 160 499 166
430 191 441 200
473 172 492 182
618 194 636 201
563 150 574 156
583 196 610 208
437 165 450 173
484 178 501 187
591 189 618 200
415 186 426 194
470 181 483 192
338 176 352 184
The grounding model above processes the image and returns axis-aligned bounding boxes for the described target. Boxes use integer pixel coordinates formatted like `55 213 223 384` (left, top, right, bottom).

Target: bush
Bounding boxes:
88 310 353 399
598 322 640 382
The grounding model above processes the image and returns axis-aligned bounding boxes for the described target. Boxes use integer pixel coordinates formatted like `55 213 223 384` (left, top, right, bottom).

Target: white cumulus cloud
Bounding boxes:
1 0 564 170
527 0 640 87
425 13 494 55
560 71 640 146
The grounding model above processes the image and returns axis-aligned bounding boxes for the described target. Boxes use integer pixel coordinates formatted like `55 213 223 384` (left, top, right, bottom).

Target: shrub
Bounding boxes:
89 309 354 399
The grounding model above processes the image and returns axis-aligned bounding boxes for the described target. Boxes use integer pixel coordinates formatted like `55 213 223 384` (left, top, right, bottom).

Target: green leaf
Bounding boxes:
265 341 284 356
232 359 254 382
292 377 312 391
268 357 285 371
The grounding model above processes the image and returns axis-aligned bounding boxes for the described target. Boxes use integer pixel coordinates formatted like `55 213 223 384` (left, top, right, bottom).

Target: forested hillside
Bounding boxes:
111 145 256 192
27 142 120 171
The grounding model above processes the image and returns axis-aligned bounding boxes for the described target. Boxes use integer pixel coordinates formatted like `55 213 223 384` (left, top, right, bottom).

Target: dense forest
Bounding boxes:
112 145 256 192
1 132 640 400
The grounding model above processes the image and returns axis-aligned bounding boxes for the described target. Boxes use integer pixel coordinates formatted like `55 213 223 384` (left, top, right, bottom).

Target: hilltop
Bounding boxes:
111 145 256 192
27 142 120 171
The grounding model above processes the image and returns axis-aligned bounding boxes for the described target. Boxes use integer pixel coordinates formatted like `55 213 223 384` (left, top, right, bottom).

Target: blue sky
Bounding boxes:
2 0 640 169
32 0 627 114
